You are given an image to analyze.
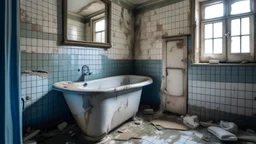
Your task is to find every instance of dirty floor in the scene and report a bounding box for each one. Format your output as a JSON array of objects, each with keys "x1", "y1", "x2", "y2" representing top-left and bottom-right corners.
[{"x1": 41, "y1": 113, "x2": 254, "y2": 144}]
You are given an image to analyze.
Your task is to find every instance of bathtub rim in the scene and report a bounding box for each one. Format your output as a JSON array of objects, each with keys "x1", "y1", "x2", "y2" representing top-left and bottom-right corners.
[{"x1": 52, "y1": 75, "x2": 153, "y2": 94}]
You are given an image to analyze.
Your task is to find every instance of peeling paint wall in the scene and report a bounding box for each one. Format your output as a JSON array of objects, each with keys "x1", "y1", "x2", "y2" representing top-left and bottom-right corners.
[
  {"x1": 20, "y1": 0, "x2": 134, "y2": 60},
  {"x1": 109, "y1": 2, "x2": 135, "y2": 59},
  {"x1": 20, "y1": 0, "x2": 135, "y2": 130},
  {"x1": 134, "y1": 0, "x2": 190, "y2": 108},
  {"x1": 20, "y1": 0, "x2": 256, "y2": 130},
  {"x1": 134, "y1": 0, "x2": 256, "y2": 129},
  {"x1": 134, "y1": 0, "x2": 190, "y2": 60}
]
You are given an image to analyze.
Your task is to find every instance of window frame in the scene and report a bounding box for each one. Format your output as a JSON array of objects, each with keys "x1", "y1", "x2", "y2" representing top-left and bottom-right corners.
[
  {"x1": 198, "y1": 0, "x2": 255, "y2": 63},
  {"x1": 91, "y1": 17, "x2": 106, "y2": 43},
  {"x1": 201, "y1": 0, "x2": 225, "y2": 21},
  {"x1": 200, "y1": 20, "x2": 227, "y2": 62},
  {"x1": 227, "y1": 15, "x2": 255, "y2": 62}
]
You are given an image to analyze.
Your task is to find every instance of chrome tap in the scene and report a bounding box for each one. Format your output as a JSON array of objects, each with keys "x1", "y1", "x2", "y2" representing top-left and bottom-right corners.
[{"x1": 81, "y1": 65, "x2": 92, "y2": 86}]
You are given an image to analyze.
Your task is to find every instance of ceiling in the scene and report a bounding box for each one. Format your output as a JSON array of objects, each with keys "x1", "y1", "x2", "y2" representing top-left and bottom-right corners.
[
  {"x1": 67, "y1": 0, "x2": 156, "y2": 17},
  {"x1": 68, "y1": 0, "x2": 105, "y2": 17},
  {"x1": 126, "y1": 0, "x2": 152, "y2": 5}
]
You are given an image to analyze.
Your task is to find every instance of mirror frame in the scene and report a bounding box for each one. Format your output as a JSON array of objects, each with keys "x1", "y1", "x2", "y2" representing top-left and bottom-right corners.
[{"x1": 63, "y1": 0, "x2": 111, "y2": 48}]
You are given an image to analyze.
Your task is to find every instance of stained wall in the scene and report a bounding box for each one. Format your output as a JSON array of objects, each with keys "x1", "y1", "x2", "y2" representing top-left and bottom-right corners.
[{"x1": 20, "y1": 0, "x2": 135, "y2": 129}]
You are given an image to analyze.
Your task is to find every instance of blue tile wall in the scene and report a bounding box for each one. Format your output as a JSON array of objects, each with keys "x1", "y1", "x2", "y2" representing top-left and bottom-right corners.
[
  {"x1": 20, "y1": 0, "x2": 135, "y2": 131},
  {"x1": 20, "y1": 0, "x2": 256, "y2": 131},
  {"x1": 132, "y1": 36, "x2": 256, "y2": 129},
  {"x1": 21, "y1": 51, "x2": 133, "y2": 129},
  {"x1": 187, "y1": 36, "x2": 256, "y2": 129},
  {"x1": 188, "y1": 65, "x2": 256, "y2": 83},
  {"x1": 134, "y1": 60, "x2": 162, "y2": 109}
]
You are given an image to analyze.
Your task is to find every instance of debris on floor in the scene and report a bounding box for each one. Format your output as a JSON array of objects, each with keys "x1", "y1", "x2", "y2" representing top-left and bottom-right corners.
[
  {"x1": 114, "y1": 131, "x2": 141, "y2": 141},
  {"x1": 68, "y1": 130, "x2": 76, "y2": 137},
  {"x1": 23, "y1": 129, "x2": 40, "y2": 142},
  {"x1": 238, "y1": 135, "x2": 256, "y2": 143},
  {"x1": 134, "y1": 120, "x2": 142, "y2": 125},
  {"x1": 117, "y1": 127, "x2": 127, "y2": 133},
  {"x1": 180, "y1": 130, "x2": 204, "y2": 139},
  {"x1": 208, "y1": 126, "x2": 238, "y2": 141},
  {"x1": 139, "y1": 105, "x2": 155, "y2": 115},
  {"x1": 182, "y1": 115, "x2": 199, "y2": 129},
  {"x1": 24, "y1": 111, "x2": 256, "y2": 144},
  {"x1": 132, "y1": 116, "x2": 143, "y2": 125},
  {"x1": 151, "y1": 119, "x2": 188, "y2": 131},
  {"x1": 237, "y1": 129, "x2": 256, "y2": 143},
  {"x1": 199, "y1": 121, "x2": 217, "y2": 127},
  {"x1": 57, "y1": 121, "x2": 68, "y2": 131},
  {"x1": 201, "y1": 134, "x2": 211, "y2": 142},
  {"x1": 198, "y1": 119, "x2": 256, "y2": 143},
  {"x1": 219, "y1": 120, "x2": 238, "y2": 133},
  {"x1": 23, "y1": 140, "x2": 37, "y2": 144},
  {"x1": 246, "y1": 129, "x2": 256, "y2": 134},
  {"x1": 40, "y1": 124, "x2": 77, "y2": 138},
  {"x1": 143, "y1": 108, "x2": 155, "y2": 115},
  {"x1": 65, "y1": 142, "x2": 75, "y2": 144}
]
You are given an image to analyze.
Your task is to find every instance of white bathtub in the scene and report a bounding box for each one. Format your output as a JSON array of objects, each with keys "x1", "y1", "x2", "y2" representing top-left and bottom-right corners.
[{"x1": 53, "y1": 75, "x2": 153, "y2": 141}]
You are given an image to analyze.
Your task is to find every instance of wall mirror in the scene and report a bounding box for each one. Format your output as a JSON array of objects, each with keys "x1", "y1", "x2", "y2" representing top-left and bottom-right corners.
[{"x1": 63, "y1": 0, "x2": 111, "y2": 48}]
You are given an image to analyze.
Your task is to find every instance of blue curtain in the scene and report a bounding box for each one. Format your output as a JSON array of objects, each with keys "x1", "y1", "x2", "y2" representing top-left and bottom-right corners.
[{"x1": 0, "y1": 0, "x2": 22, "y2": 143}]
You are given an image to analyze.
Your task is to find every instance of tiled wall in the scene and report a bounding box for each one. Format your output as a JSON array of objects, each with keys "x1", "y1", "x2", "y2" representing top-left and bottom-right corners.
[
  {"x1": 110, "y1": 2, "x2": 134, "y2": 59},
  {"x1": 134, "y1": 60, "x2": 162, "y2": 108},
  {"x1": 66, "y1": 14, "x2": 92, "y2": 41},
  {"x1": 20, "y1": 0, "x2": 134, "y2": 130},
  {"x1": 134, "y1": 0, "x2": 256, "y2": 128},
  {"x1": 134, "y1": 0, "x2": 190, "y2": 108},
  {"x1": 20, "y1": 0, "x2": 256, "y2": 130},
  {"x1": 134, "y1": 0, "x2": 190, "y2": 60},
  {"x1": 67, "y1": 18, "x2": 85, "y2": 41},
  {"x1": 186, "y1": 35, "x2": 256, "y2": 128},
  {"x1": 188, "y1": 64, "x2": 256, "y2": 128}
]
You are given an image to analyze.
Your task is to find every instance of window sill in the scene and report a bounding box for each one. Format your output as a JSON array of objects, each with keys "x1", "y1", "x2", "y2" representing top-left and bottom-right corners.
[{"x1": 191, "y1": 63, "x2": 256, "y2": 66}]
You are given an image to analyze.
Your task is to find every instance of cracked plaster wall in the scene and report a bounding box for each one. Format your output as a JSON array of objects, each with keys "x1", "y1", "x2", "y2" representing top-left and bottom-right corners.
[
  {"x1": 20, "y1": 0, "x2": 134, "y2": 60},
  {"x1": 134, "y1": 0, "x2": 190, "y2": 60},
  {"x1": 20, "y1": 0, "x2": 135, "y2": 129}
]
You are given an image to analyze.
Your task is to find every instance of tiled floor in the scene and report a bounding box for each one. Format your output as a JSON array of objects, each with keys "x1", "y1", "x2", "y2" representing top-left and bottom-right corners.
[
  {"x1": 104, "y1": 121, "x2": 209, "y2": 144},
  {"x1": 44, "y1": 121, "x2": 210, "y2": 144},
  {"x1": 42, "y1": 113, "x2": 254, "y2": 144}
]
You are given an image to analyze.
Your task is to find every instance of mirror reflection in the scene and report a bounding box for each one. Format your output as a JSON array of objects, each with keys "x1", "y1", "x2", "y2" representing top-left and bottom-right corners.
[{"x1": 67, "y1": 0, "x2": 106, "y2": 43}]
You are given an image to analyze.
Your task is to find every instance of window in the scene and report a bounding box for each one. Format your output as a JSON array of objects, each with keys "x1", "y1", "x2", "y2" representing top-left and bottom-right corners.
[
  {"x1": 198, "y1": 0, "x2": 254, "y2": 63},
  {"x1": 93, "y1": 18, "x2": 105, "y2": 43}
]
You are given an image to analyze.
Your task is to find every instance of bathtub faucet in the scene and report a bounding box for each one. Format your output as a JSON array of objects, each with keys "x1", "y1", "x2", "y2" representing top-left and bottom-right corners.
[{"x1": 82, "y1": 65, "x2": 92, "y2": 86}]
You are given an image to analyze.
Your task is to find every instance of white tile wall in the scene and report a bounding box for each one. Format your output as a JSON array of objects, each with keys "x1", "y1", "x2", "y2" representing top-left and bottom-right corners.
[
  {"x1": 20, "y1": 0, "x2": 58, "y2": 34},
  {"x1": 188, "y1": 80, "x2": 256, "y2": 116},
  {"x1": 67, "y1": 19, "x2": 85, "y2": 41},
  {"x1": 135, "y1": 0, "x2": 190, "y2": 60},
  {"x1": 20, "y1": 37, "x2": 58, "y2": 54},
  {"x1": 109, "y1": 3, "x2": 134, "y2": 59},
  {"x1": 20, "y1": 0, "x2": 134, "y2": 60}
]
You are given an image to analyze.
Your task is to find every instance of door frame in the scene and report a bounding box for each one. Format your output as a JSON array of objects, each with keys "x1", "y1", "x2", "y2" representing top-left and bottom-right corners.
[{"x1": 161, "y1": 35, "x2": 188, "y2": 114}]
